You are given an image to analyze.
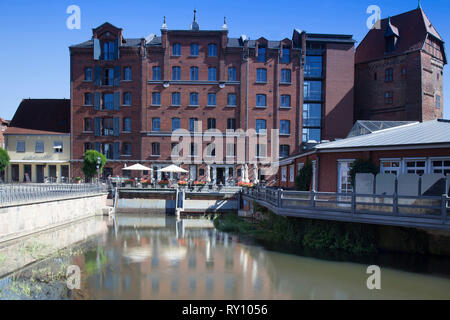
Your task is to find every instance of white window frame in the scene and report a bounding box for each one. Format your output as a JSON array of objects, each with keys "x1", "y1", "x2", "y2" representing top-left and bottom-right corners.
[
  {"x1": 380, "y1": 158, "x2": 402, "y2": 176},
  {"x1": 289, "y1": 164, "x2": 295, "y2": 182},
  {"x1": 281, "y1": 167, "x2": 287, "y2": 182},
  {"x1": 429, "y1": 157, "x2": 450, "y2": 175},
  {"x1": 403, "y1": 157, "x2": 427, "y2": 176},
  {"x1": 337, "y1": 159, "x2": 354, "y2": 194}
]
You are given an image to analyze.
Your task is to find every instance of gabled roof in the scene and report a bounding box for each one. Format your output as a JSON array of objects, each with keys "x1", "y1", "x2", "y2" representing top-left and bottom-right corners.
[
  {"x1": 356, "y1": 8, "x2": 445, "y2": 64},
  {"x1": 317, "y1": 119, "x2": 450, "y2": 150},
  {"x1": 8, "y1": 99, "x2": 70, "y2": 134}
]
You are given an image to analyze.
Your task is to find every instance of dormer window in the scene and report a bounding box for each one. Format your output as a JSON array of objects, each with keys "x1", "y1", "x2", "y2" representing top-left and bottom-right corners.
[
  {"x1": 103, "y1": 41, "x2": 116, "y2": 60},
  {"x1": 384, "y1": 18, "x2": 399, "y2": 53},
  {"x1": 385, "y1": 36, "x2": 397, "y2": 53},
  {"x1": 257, "y1": 46, "x2": 266, "y2": 62}
]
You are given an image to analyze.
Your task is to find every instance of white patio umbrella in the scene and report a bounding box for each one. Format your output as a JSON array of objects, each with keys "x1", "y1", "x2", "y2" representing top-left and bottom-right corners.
[
  {"x1": 122, "y1": 163, "x2": 153, "y2": 180},
  {"x1": 158, "y1": 164, "x2": 188, "y2": 173}
]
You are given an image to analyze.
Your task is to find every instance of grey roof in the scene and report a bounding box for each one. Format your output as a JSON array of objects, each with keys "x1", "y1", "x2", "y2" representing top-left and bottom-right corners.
[
  {"x1": 317, "y1": 119, "x2": 450, "y2": 150},
  {"x1": 347, "y1": 120, "x2": 416, "y2": 138},
  {"x1": 70, "y1": 38, "x2": 143, "y2": 48}
]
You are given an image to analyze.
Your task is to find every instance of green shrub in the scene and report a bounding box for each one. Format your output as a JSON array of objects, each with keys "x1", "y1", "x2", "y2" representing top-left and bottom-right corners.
[
  {"x1": 82, "y1": 150, "x2": 107, "y2": 181},
  {"x1": 348, "y1": 158, "x2": 379, "y2": 187},
  {"x1": 295, "y1": 160, "x2": 313, "y2": 191},
  {"x1": 0, "y1": 148, "x2": 10, "y2": 174}
]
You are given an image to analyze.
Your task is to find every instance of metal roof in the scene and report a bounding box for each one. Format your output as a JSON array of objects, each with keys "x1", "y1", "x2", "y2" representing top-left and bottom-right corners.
[
  {"x1": 317, "y1": 119, "x2": 450, "y2": 150},
  {"x1": 347, "y1": 120, "x2": 416, "y2": 138}
]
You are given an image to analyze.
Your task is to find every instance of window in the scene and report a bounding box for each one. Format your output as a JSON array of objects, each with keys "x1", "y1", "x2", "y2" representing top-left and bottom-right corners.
[
  {"x1": 189, "y1": 118, "x2": 198, "y2": 132},
  {"x1": 16, "y1": 141, "x2": 25, "y2": 153},
  {"x1": 172, "y1": 66, "x2": 181, "y2": 80},
  {"x1": 54, "y1": 141, "x2": 63, "y2": 153},
  {"x1": 401, "y1": 67, "x2": 407, "y2": 77},
  {"x1": 122, "y1": 143, "x2": 131, "y2": 156},
  {"x1": 103, "y1": 68, "x2": 114, "y2": 86},
  {"x1": 172, "y1": 118, "x2": 181, "y2": 131},
  {"x1": 206, "y1": 143, "x2": 216, "y2": 157},
  {"x1": 228, "y1": 67, "x2": 237, "y2": 81},
  {"x1": 103, "y1": 143, "x2": 114, "y2": 159},
  {"x1": 282, "y1": 47, "x2": 290, "y2": 64},
  {"x1": 190, "y1": 93, "x2": 199, "y2": 106},
  {"x1": 84, "y1": 68, "x2": 92, "y2": 81},
  {"x1": 280, "y1": 120, "x2": 290, "y2": 135},
  {"x1": 101, "y1": 118, "x2": 114, "y2": 136},
  {"x1": 380, "y1": 160, "x2": 401, "y2": 176},
  {"x1": 103, "y1": 41, "x2": 115, "y2": 60},
  {"x1": 280, "y1": 145, "x2": 290, "y2": 158},
  {"x1": 171, "y1": 143, "x2": 180, "y2": 158},
  {"x1": 103, "y1": 93, "x2": 114, "y2": 110},
  {"x1": 302, "y1": 128, "x2": 321, "y2": 143},
  {"x1": 84, "y1": 93, "x2": 92, "y2": 105},
  {"x1": 257, "y1": 46, "x2": 266, "y2": 62},
  {"x1": 208, "y1": 44, "x2": 217, "y2": 57},
  {"x1": 405, "y1": 160, "x2": 426, "y2": 176},
  {"x1": 436, "y1": 95, "x2": 441, "y2": 109},
  {"x1": 152, "y1": 92, "x2": 161, "y2": 105},
  {"x1": 123, "y1": 92, "x2": 131, "y2": 106},
  {"x1": 153, "y1": 66, "x2": 161, "y2": 80},
  {"x1": 172, "y1": 43, "x2": 181, "y2": 56},
  {"x1": 227, "y1": 93, "x2": 237, "y2": 106},
  {"x1": 207, "y1": 93, "x2": 216, "y2": 106},
  {"x1": 84, "y1": 118, "x2": 93, "y2": 132},
  {"x1": 123, "y1": 118, "x2": 131, "y2": 132},
  {"x1": 190, "y1": 143, "x2": 198, "y2": 156},
  {"x1": 172, "y1": 92, "x2": 181, "y2": 106},
  {"x1": 152, "y1": 142, "x2": 160, "y2": 155},
  {"x1": 281, "y1": 69, "x2": 291, "y2": 83},
  {"x1": 152, "y1": 118, "x2": 160, "y2": 132},
  {"x1": 35, "y1": 141, "x2": 44, "y2": 153},
  {"x1": 385, "y1": 91, "x2": 393, "y2": 105},
  {"x1": 124, "y1": 67, "x2": 132, "y2": 81},
  {"x1": 256, "y1": 94, "x2": 267, "y2": 107},
  {"x1": 255, "y1": 119, "x2": 266, "y2": 134},
  {"x1": 303, "y1": 103, "x2": 322, "y2": 127},
  {"x1": 256, "y1": 144, "x2": 266, "y2": 157},
  {"x1": 290, "y1": 164, "x2": 295, "y2": 182},
  {"x1": 207, "y1": 118, "x2": 216, "y2": 129},
  {"x1": 190, "y1": 43, "x2": 199, "y2": 56},
  {"x1": 84, "y1": 142, "x2": 92, "y2": 153},
  {"x1": 256, "y1": 68, "x2": 267, "y2": 83},
  {"x1": 304, "y1": 80, "x2": 322, "y2": 101},
  {"x1": 281, "y1": 167, "x2": 287, "y2": 182},
  {"x1": 385, "y1": 68, "x2": 393, "y2": 82},
  {"x1": 226, "y1": 143, "x2": 236, "y2": 157},
  {"x1": 431, "y1": 160, "x2": 450, "y2": 175},
  {"x1": 280, "y1": 95, "x2": 291, "y2": 108},
  {"x1": 227, "y1": 118, "x2": 236, "y2": 130},
  {"x1": 304, "y1": 56, "x2": 322, "y2": 78},
  {"x1": 190, "y1": 67, "x2": 198, "y2": 80},
  {"x1": 208, "y1": 67, "x2": 217, "y2": 81},
  {"x1": 338, "y1": 160, "x2": 353, "y2": 193}
]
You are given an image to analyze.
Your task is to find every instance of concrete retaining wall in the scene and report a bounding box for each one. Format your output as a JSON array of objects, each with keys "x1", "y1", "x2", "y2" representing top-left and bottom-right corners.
[{"x1": 0, "y1": 193, "x2": 107, "y2": 243}]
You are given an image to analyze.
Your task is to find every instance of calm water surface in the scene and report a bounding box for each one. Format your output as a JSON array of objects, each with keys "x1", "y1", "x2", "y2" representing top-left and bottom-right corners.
[{"x1": 2, "y1": 214, "x2": 450, "y2": 299}]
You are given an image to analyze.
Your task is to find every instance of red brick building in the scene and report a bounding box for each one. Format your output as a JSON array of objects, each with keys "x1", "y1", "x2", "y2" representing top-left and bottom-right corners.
[
  {"x1": 354, "y1": 7, "x2": 446, "y2": 122},
  {"x1": 70, "y1": 14, "x2": 355, "y2": 183}
]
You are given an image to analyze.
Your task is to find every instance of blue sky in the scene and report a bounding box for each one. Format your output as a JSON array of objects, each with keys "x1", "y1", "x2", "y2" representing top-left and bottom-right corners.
[{"x1": 0, "y1": 0, "x2": 448, "y2": 120}]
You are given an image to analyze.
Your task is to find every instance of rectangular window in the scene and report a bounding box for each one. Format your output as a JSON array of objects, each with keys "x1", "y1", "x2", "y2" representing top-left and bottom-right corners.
[
  {"x1": 172, "y1": 92, "x2": 181, "y2": 106},
  {"x1": 207, "y1": 93, "x2": 216, "y2": 106},
  {"x1": 304, "y1": 80, "x2": 322, "y2": 101},
  {"x1": 256, "y1": 94, "x2": 267, "y2": 107},
  {"x1": 123, "y1": 92, "x2": 131, "y2": 106},
  {"x1": 303, "y1": 103, "x2": 322, "y2": 127},
  {"x1": 227, "y1": 118, "x2": 236, "y2": 130},
  {"x1": 190, "y1": 43, "x2": 199, "y2": 56},
  {"x1": 280, "y1": 95, "x2": 291, "y2": 108},
  {"x1": 256, "y1": 144, "x2": 267, "y2": 157},
  {"x1": 380, "y1": 160, "x2": 401, "y2": 176},
  {"x1": 101, "y1": 118, "x2": 114, "y2": 136},
  {"x1": 302, "y1": 128, "x2": 321, "y2": 143},
  {"x1": 122, "y1": 143, "x2": 131, "y2": 156},
  {"x1": 103, "y1": 143, "x2": 113, "y2": 159},
  {"x1": 173, "y1": 43, "x2": 181, "y2": 56},
  {"x1": 54, "y1": 141, "x2": 63, "y2": 153},
  {"x1": 304, "y1": 56, "x2": 322, "y2": 78},
  {"x1": 35, "y1": 141, "x2": 44, "y2": 153},
  {"x1": 190, "y1": 143, "x2": 198, "y2": 156},
  {"x1": 103, "y1": 68, "x2": 114, "y2": 86},
  {"x1": 431, "y1": 159, "x2": 450, "y2": 175},
  {"x1": 255, "y1": 119, "x2": 266, "y2": 134},
  {"x1": 153, "y1": 66, "x2": 161, "y2": 80},
  {"x1": 152, "y1": 118, "x2": 160, "y2": 132},
  {"x1": 16, "y1": 140, "x2": 25, "y2": 153},
  {"x1": 208, "y1": 67, "x2": 217, "y2": 81},
  {"x1": 124, "y1": 67, "x2": 132, "y2": 81},
  {"x1": 84, "y1": 142, "x2": 92, "y2": 153},
  {"x1": 190, "y1": 67, "x2": 198, "y2": 80},
  {"x1": 103, "y1": 41, "x2": 115, "y2": 60},
  {"x1": 228, "y1": 67, "x2": 237, "y2": 81},
  {"x1": 436, "y1": 95, "x2": 441, "y2": 109},
  {"x1": 172, "y1": 66, "x2": 181, "y2": 80},
  {"x1": 280, "y1": 120, "x2": 290, "y2": 135},
  {"x1": 172, "y1": 118, "x2": 181, "y2": 131},
  {"x1": 226, "y1": 143, "x2": 236, "y2": 157},
  {"x1": 281, "y1": 69, "x2": 291, "y2": 83},
  {"x1": 84, "y1": 118, "x2": 93, "y2": 132},
  {"x1": 338, "y1": 161, "x2": 353, "y2": 193},
  {"x1": 227, "y1": 93, "x2": 237, "y2": 106},
  {"x1": 84, "y1": 93, "x2": 92, "y2": 106},
  {"x1": 405, "y1": 160, "x2": 426, "y2": 176},
  {"x1": 256, "y1": 68, "x2": 267, "y2": 83},
  {"x1": 257, "y1": 46, "x2": 266, "y2": 62},
  {"x1": 385, "y1": 68, "x2": 393, "y2": 82},
  {"x1": 208, "y1": 44, "x2": 217, "y2": 57},
  {"x1": 152, "y1": 142, "x2": 160, "y2": 155},
  {"x1": 123, "y1": 118, "x2": 131, "y2": 132},
  {"x1": 189, "y1": 118, "x2": 198, "y2": 132},
  {"x1": 282, "y1": 47, "x2": 290, "y2": 64},
  {"x1": 85, "y1": 68, "x2": 93, "y2": 81},
  {"x1": 207, "y1": 118, "x2": 216, "y2": 129},
  {"x1": 385, "y1": 91, "x2": 393, "y2": 105},
  {"x1": 281, "y1": 167, "x2": 287, "y2": 182},
  {"x1": 152, "y1": 92, "x2": 161, "y2": 105},
  {"x1": 190, "y1": 93, "x2": 199, "y2": 106},
  {"x1": 290, "y1": 164, "x2": 295, "y2": 182},
  {"x1": 103, "y1": 93, "x2": 114, "y2": 110},
  {"x1": 280, "y1": 145, "x2": 290, "y2": 158}
]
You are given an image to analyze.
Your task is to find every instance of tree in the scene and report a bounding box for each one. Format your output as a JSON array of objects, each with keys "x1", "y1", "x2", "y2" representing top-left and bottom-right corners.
[
  {"x1": 348, "y1": 158, "x2": 379, "y2": 187},
  {"x1": 82, "y1": 150, "x2": 106, "y2": 181},
  {"x1": 295, "y1": 160, "x2": 313, "y2": 191},
  {"x1": 0, "y1": 148, "x2": 10, "y2": 176}
]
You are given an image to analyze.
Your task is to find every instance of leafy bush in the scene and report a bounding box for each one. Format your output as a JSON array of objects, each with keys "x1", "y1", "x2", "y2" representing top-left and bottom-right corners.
[
  {"x1": 82, "y1": 150, "x2": 106, "y2": 181},
  {"x1": 295, "y1": 160, "x2": 313, "y2": 191},
  {"x1": 348, "y1": 158, "x2": 379, "y2": 187},
  {"x1": 0, "y1": 148, "x2": 10, "y2": 174}
]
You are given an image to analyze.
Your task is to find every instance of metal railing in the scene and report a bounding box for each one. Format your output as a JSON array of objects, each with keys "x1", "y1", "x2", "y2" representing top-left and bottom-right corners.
[
  {"x1": 0, "y1": 183, "x2": 107, "y2": 207},
  {"x1": 242, "y1": 187, "x2": 450, "y2": 226}
]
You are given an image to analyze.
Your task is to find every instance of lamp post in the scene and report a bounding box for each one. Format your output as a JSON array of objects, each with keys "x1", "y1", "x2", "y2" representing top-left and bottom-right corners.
[{"x1": 96, "y1": 156, "x2": 101, "y2": 184}]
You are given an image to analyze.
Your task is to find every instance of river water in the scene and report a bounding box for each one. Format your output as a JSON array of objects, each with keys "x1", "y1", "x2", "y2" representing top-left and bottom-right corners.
[{"x1": 1, "y1": 214, "x2": 450, "y2": 300}]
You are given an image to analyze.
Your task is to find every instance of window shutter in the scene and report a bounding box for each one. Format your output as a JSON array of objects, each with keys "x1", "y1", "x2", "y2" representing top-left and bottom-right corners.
[
  {"x1": 94, "y1": 92, "x2": 101, "y2": 110},
  {"x1": 114, "y1": 117, "x2": 120, "y2": 136},
  {"x1": 93, "y1": 39, "x2": 101, "y2": 60},
  {"x1": 114, "y1": 142, "x2": 120, "y2": 160},
  {"x1": 94, "y1": 117, "x2": 101, "y2": 136},
  {"x1": 114, "y1": 39, "x2": 120, "y2": 60},
  {"x1": 94, "y1": 142, "x2": 101, "y2": 152},
  {"x1": 94, "y1": 66, "x2": 101, "y2": 86},
  {"x1": 114, "y1": 66, "x2": 121, "y2": 86},
  {"x1": 114, "y1": 92, "x2": 120, "y2": 111}
]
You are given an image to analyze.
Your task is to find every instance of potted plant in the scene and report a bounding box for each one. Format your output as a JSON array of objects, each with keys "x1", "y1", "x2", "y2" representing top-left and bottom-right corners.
[
  {"x1": 158, "y1": 180, "x2": 169, "y2": 188},
  {"x1": 193, "y1": 180, "x2": 206, "y2": 191},
  {"x1": 124, "y1": 179, "x2": 134, "y2": 188},
  {"x1": 238, "y1": 181, "x2": 255, "y2": 188},
  {"x1": 177, "y1": 180, "x2": 188, "y2": 188},
  {"x1": 75, "y1": 177, "x2": 82, "y2": 184},
  {"x1": 142, "y1": 179, "x2": 151, "y2": 188}
]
